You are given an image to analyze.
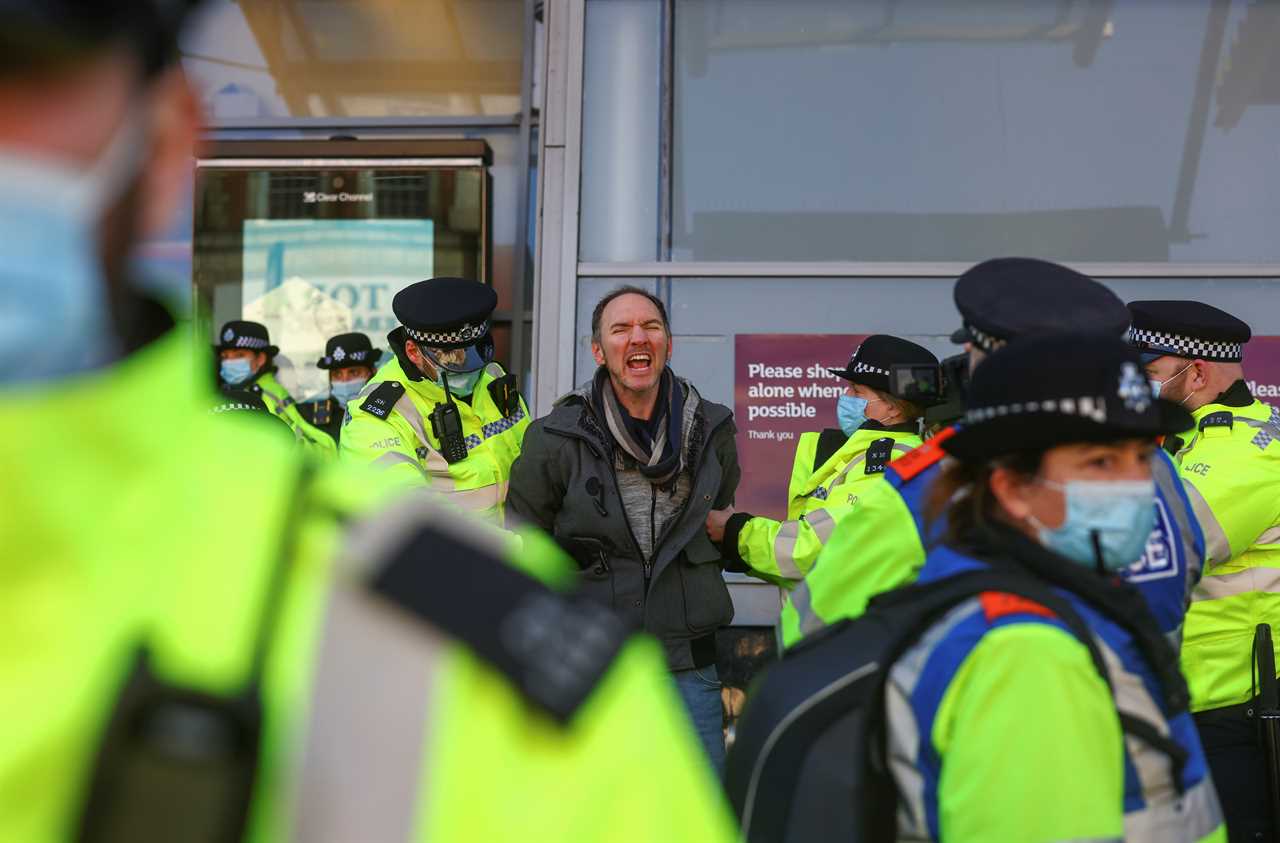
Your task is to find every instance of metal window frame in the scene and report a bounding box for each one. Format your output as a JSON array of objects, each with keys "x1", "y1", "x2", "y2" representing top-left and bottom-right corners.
[
  {"x1": 532, "y1": 0, "x2": 587, "y2": 414},
  {"x1": 509, "y1": 0, "x2": 540, "y2": 391},
  {"x1": 576, "y1": 261, "x2": 1280, "y2": 279}
]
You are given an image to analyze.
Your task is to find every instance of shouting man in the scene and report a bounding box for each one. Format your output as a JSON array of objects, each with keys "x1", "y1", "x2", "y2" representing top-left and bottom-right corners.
[{"x1": 507, "y1": 286, "x2": 741, "y2": 774}]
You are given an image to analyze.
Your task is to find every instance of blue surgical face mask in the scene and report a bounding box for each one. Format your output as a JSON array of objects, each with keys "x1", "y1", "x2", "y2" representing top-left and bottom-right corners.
[
  {"x1": 1150, "y1": 361, "x2": 1193, "y2": 402},
  {"x1": 220, "y1": 358, "x2": 254, "y2": 386},
  {"x1": 1028, "y1": 479, "x2": 1156, "y2": 572},
  {"x1": 836, "y1": 395, "x2": 868, "y2": 436},
  {"x1": 331, "y1": 377, "x2": 368, "y2": 405},
  {"x1": 444, "y1": 369, "x2": 483, "y2": 396},
  {"x1": 0, "y1": 109, "x2": 145, "y2": 386}
]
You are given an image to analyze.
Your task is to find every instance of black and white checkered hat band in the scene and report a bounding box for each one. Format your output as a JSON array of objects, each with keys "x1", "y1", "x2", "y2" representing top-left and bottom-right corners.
[
  {"x1": 1127, "y1": 327, "x2": 1243, "y2": 361},
  {"x1": 966, "y1": 323, "x2": 1007, "y2": 354},
  {"x1": 230, "y1": 335, "x2": 269, "y2": 350},
  {"x1": 965, "y1": 394, "x2": 1108, "y2": 425},
  {"x1": 851, "y1": 361, "x2": 889, "y2": 377},
  {"x1": 324, "y1": 349, "x2": 375, "y2": 366},
  {"x1": 405, "y1": 320, "x2": 488, "y2": 346}
]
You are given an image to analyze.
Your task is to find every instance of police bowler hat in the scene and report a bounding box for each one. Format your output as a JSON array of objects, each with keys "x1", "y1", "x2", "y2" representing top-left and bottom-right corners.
[
  {"x1": 828, "y1": 335, "x2": 940, "y2": 400},
  {"x1": 214, "y1": 321, "x2": 278, "y2": 357},
  {"x1": 316, "y1": 332, "x2": 381, "y2": 370}
]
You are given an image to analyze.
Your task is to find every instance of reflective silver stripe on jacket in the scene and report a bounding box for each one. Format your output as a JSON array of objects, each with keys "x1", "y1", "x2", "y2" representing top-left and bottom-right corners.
[
  {"x1": 785, "y1": 577, "x2": 828, "y2": 640},
  {"x1": 886, "y1": 598, "x2": 985, "y2": 840},
  {"x1": 1122, "y1": 777, "x2": 1222, "y2": 843},
  {"x1": 1151, "y1": 455, "x2": 1204, "y2": 646},
  {"x1": 1195, "y1": 567, "x2": 1280, "y2": 602},
  {"x1": 770, "y1": 509, "x2": 839, "y2": 581},
  {"x1": 290, "y1": 584, "x2": 443, "y2": 842},
  {"x1": 373, "y1": 450, "x2": 428, "y2": 478},
  {"x1": 359, "y1": 381, "x2": 514, "y2": 511},
  {"x1": 289, "y1": 491, "x2": 513, "y2": 840},
  {"x1": 1181, "y1": 481, "x2": 1233, "y2": 570},
  {"x1": 392, "y1": 393, "x2": 452, "y2": 474},
  {"x1": 258, "y1": 390, "x2": 306, "y2": 442}
]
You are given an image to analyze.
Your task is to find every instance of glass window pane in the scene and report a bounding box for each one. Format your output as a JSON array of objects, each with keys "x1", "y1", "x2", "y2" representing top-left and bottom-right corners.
[
  {"x1": 195, "y1": 158, "x2": 486, "y2": 401},
  {"x1": 674, "y1": 0, "x2": 1280, "y2": 263},
  {"x1": 579, "y1": 0, "x2": 662, "y2": 262},
  {"x1": 183, "y1": 0, "x2": 523, "y2": 119}
]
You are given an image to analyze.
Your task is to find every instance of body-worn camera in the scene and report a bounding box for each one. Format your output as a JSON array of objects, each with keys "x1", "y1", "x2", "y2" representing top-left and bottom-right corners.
[{"x1": 890, "y1": 353, "x2": 970, "y2": 428}]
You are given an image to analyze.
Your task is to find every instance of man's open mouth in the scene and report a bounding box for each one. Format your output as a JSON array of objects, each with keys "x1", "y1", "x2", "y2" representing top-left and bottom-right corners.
[{"x1": 625, "y1": 352, "x2": 653, "y2": 372}]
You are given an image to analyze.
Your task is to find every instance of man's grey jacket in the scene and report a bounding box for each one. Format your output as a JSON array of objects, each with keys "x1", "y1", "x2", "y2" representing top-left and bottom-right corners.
[{"x1": 507, "y1": 374, "x2": 741, "y2": 671}]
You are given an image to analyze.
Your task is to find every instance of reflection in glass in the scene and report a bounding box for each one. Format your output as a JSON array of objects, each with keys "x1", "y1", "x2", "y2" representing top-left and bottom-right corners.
[
  {"x1": 182, "y1": 0, "x2": 523, "y2": 119},
  {"x1": 196, "y1": 162, "x2": 484, "y2": 401},
  {"x1": 673, "y1": 0, "x2": 1280, "y2": 263}
]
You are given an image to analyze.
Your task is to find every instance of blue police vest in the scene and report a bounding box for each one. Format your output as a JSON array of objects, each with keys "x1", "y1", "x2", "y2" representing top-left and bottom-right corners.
[
  {"x1": 888, "y1": 544, "x2": 1220, "y2": 841},
  {"x1": 886, "y1": 443, "x2": 1204, "y2": 643}
]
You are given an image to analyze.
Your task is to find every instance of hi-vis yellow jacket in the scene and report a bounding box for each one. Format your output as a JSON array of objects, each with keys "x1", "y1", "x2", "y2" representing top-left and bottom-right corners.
[
  {"x1": 723, "y1": 425, "x2": 919, "y2": 585},
  {"x1": 253, "y1": 370, "x2": 338, "y2": 459},
  {"x1": 1176, "y1": 384, "x2": 1280, "y2": 712},
  {"x1": 340, "y1": 357, "x2": 530, "y2": 523}
]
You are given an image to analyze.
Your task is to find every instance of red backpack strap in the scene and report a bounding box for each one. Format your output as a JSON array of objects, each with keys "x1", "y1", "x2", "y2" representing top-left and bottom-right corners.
[
  {"x1": 979, "y1": 591, "x2": 1058, "y2": 623},
  {"x1": 886, "y1": 425, "x2": 957, "y2": 483}
]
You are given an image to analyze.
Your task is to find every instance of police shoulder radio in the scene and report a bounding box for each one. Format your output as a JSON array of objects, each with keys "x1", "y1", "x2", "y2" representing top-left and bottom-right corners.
[{"x1": 430, "y1": 401, "x2": 469, "y2": 463}]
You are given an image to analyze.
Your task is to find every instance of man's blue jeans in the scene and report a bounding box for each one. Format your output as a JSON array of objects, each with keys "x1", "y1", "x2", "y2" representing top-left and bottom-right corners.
[{"x1": 673, "y1": 664, "x2": 725, "y2": 777}]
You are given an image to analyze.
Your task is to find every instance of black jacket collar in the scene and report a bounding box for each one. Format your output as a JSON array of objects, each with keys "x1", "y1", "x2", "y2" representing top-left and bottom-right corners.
[
  {"x1": 1210, "y1": 379, "x2": 1254, "y2": 408},
  {"x1": 860, "y1": 418, "x2": 918, "y2": 434}
]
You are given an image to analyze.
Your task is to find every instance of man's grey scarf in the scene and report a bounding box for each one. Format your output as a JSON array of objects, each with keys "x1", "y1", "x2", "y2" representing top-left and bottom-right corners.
[{"x1": 593, "y1": 367, "x2": 684, "y2": 486}]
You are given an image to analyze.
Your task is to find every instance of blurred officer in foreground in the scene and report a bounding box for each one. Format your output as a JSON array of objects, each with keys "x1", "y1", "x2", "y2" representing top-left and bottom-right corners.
[
  {"x1": 214, "y1": 319, "x2": 336, "y2": 457},
  {"x1": 781, "y1": 258, "x2": 1205, "y2": 649},
  {"x1": 341, "y1": 278, "x2": 530, "y2": 523},
  {"x1": 705, "y1": 335, "x2": 938, "y2": 584},
  {"x1": 0, "y1": 5, "x2": 736, "y2": 842},
  {"x1": 1129, "y1": 300, "x2": 1280, "y2": 841},
  {"x1": 296, "y1": 331, "x2": 381, "y2": 447}
]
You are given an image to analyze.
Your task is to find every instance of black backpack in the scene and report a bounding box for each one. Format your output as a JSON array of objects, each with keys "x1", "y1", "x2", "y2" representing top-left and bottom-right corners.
[{"x1": 725, "y1": 570, "x2": 1112, "y2": 843}]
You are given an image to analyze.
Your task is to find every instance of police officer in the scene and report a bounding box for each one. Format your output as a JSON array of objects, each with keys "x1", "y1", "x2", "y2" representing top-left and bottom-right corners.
[
  {"x1": 209, "y1": 387, "x2": 298, "y2": 444},
  {"x1": 0, "y1": 5, "x2": 737, "y2": 842},
  {"x1": 214, "y1": 319, "x2": 336, "y2": 457},
  {"x1": 1128, "y1": 300, "x2": 1280, "y2": 840},
  {"x1": 881, "y1": 334, "x2": 1221, "y2": 840},
  {"x1": 780, "y1": 258, "x2": 1205, "y2": 649},
  {"x1": 296, "y1": 331, "x2": 382, "y2": 447},
  {"x1": 705, "y1": 335, "x2": 938, "y2": 584},
  {"x1": 341, "y1": 277, "x2": 530, "y2": 522}
]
